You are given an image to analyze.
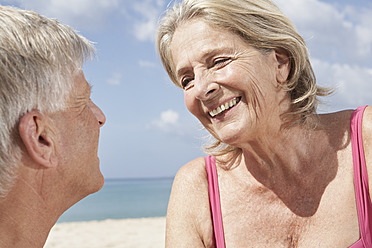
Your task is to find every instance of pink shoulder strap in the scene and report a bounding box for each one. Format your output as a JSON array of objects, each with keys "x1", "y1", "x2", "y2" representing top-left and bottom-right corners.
[
  {"x1": 204, "y1": 107, "x2": 371, "y2": 247},
  {"x1": 205, "y1": 156, "x2": 226, "y2": 248},
  {"x1": 351, "y1": 105, "x2": 372, "y2": 247}
]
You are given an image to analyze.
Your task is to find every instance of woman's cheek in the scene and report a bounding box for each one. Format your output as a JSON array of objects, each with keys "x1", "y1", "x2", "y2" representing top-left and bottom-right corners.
[{"x1": 184, "y1": 91, "x2": 197, "y2": 115}]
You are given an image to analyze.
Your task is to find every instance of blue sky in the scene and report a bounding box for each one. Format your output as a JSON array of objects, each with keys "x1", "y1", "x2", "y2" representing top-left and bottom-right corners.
[{"x1": 1, "y1": 0, "x2": 371, "y2": 179}]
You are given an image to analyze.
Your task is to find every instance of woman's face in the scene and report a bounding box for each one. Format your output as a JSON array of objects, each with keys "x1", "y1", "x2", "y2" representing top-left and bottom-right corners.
[{"x1": 170, "y1": 19, "x2": 290, "y2": 146}]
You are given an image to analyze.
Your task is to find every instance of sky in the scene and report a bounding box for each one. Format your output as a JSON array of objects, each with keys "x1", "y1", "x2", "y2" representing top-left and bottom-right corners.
[{"x1": 0, "y1": 0, "x2": 371, "y2": 179}]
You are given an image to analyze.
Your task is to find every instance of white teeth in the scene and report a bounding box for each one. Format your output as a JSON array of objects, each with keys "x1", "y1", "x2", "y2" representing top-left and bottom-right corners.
[{"x1": 209, "y1": 97, "x2": 240, "y2": 117}]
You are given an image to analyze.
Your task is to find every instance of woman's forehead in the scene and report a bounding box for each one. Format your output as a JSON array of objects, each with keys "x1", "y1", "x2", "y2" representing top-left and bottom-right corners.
[{"x1": 170, "y1": 20, "x2": 251, "y2": 71}]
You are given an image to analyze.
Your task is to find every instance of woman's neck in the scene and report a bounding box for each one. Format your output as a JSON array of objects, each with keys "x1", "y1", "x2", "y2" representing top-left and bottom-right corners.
[{"x1": 239, "y1": 117, "x2": 338, "y2": 216}]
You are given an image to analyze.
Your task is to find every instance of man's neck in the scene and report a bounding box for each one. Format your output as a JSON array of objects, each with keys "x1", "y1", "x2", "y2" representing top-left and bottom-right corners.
[{"x1": 0, "y1": 182, "x2": 59, "y2": 247}]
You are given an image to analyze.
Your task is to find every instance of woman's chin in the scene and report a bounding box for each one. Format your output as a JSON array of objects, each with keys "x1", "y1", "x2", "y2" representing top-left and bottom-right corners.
[{"x1": 215, "y1": 132, "x2": 244, "y2": 147}]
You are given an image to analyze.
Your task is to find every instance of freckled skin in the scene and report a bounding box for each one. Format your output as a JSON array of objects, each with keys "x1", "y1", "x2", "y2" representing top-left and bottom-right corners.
[
  {"x1": 166, "y1": 19, "x2": 372, "y2": 248},
  {"x1": 51, "y1": 70, "x2": 106, "y2": 199},
  {"x1": 171, "y1": 19, "x2": 288, "y2": 146},
  {"x1": 0, "y1": 69, "x2": 106, "y2": 248}
]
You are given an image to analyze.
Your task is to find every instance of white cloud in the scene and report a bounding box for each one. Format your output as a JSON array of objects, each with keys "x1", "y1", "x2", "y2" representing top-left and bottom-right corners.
[
  {"x1": 149, "y1": 109, "x2": 180, "y2": 132},
  {"x1": 147, "y1": 109, "x2": 206, "y2": 141},
  {"x1": 269, "y1": 0, "x2": 372, "y2": 112},
  {"x1": 273, "y1": 0, "x2": 372, "y2": 66},
  {"x1": 9, "y1": 0, "x2": 119, "y2": 30},
  {"x1": 160, "y1": 109, "x2": 179, "y2": 124},
  {"x1": 312, "y1": 58, "x2": 372, "y2": 111},
  {"x1": 106, "y1": 72, "x2": 122, "y2": 86},
  {"x1": 131, "y1": 0, "x2": 166, "y2": 42}
]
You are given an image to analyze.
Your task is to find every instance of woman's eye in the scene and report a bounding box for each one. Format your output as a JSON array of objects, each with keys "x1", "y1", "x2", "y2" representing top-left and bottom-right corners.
[
  {"x1": 214, "y1": 58, "x2": 230, "y2": 66},
  {"x1": 181, "y1": 78, "x2": 193, "y2": 89}
]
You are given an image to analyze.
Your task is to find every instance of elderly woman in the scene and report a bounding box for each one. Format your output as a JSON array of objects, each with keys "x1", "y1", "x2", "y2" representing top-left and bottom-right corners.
[{"x1": 156, "y1": 0, "x2": 372, "y2": 247}]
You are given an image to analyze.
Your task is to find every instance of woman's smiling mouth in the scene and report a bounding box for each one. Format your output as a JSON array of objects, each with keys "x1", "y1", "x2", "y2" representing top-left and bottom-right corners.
[{"x1": 209, "y1": 97, "x2": 241, "y2": 117}]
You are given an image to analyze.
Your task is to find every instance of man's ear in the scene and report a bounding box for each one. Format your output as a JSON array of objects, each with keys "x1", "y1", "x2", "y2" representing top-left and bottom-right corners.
[
  {"x1": 274, "y1": 48, "x2": 291, "y2": 84},
  {"x1": 18, "y1": 110, "x2": 58, "y2": 168}
]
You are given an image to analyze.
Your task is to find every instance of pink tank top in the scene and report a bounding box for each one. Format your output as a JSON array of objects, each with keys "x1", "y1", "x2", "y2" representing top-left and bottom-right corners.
[{"x1": 205, "y1": 105, "x2": 371, "y2": 248}]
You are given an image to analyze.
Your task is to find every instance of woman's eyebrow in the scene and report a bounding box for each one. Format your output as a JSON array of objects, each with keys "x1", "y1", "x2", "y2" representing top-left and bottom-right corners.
[{"x1": 175, "y1": 47, "x2": 235, "y2": 78}]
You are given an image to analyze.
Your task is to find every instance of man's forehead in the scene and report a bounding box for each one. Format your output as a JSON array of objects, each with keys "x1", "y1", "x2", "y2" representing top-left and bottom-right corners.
[
  {"x1": 74, "y1": 69, "x2": 88, "y2": 84},
  {"x1": 72, "y1": 69, "x2": 91, "y2": 95}
]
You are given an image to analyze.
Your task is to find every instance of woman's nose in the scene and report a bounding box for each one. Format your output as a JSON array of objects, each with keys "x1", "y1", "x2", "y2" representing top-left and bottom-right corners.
[{"x1": 194, "y1": 72, "x2": 220, "y2": 101}]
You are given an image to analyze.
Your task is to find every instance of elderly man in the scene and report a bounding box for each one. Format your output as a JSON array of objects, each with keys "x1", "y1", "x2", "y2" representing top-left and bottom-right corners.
[{"x1": 0, "y1": 5, "x2": 106, "y2": 247}]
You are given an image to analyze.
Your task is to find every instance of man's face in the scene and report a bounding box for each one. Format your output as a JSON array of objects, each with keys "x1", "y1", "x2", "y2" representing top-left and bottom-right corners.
[{"x1": 51, "y1": 69, "x2": 106, "y2": 200}]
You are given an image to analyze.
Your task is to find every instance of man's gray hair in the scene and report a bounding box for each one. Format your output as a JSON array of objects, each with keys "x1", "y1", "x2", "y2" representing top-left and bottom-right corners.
[{"x1": 0, "y1": 5, "x2": 95, "y2": 196}]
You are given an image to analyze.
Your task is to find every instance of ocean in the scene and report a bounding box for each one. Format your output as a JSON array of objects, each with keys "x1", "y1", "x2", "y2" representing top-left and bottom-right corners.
[{"x1": 57, "y1": 178, "x2": 174, "y2": 223}]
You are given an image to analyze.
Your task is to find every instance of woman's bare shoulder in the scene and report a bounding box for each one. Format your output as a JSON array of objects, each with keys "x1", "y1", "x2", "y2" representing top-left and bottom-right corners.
[
  {"x1": 363, "y1": 106, "x2": 372, "y2": 161},
  {"x1": 169, "y1": 157, "x2": 210, "y2": 208},
  {"x1": 319, "y1": 108, "x2": 354, "y2": 123},
  {"x1": 317, "y1": 109, "x2": 354, "y2": 149},
  {"x1": 166, "y1": 157, "x2": 214, "y2": 247},
  {"x1": 174, "y1": 157, "x2": 207, "y2": 184},
  {"x1": 359, "y1": 106, "x2": 372, "y2": 195},
  {"x1": 363, "y1": 106, "x2": 372, "y2": 135}
]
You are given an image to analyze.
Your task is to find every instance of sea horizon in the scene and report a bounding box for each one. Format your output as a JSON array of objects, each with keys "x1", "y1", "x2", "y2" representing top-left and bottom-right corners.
[{"x1": 57, "y1": 177, "x2": 174, "y2": 223}]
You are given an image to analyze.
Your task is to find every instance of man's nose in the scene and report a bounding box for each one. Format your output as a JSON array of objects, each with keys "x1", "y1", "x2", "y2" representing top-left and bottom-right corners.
[{"x1": 90, "y1": 101, "x2": 106, "y2": 127}]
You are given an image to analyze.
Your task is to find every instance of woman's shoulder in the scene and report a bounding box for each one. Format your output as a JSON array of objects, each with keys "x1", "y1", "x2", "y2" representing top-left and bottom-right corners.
[
  {"x1": 362, "y1": 106, "x2": 372, "y2": 164},
  {"x1": 169, "y1": 157, "x2": 209, "y2": 212},
  {"x1": 166, "y1": 157, "x2": 214, "y2": 247},
  {"x1": 316, "y1": 109, "x2": 354, "y2": 144},
  {"x1": 362, "y1": 106, "x2": 372, "y2": 135},
  {"x1": 319, "y1": 108, "x2": 354, "y2": 121},
  {"x1": 173, "y1": 157, "x2": 208, "y2": 188}
]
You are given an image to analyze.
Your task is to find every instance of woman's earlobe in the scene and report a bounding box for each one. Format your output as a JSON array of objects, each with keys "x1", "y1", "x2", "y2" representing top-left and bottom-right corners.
[{"x1": 19, "y1": 111, "x2": 58, "y2": 168}]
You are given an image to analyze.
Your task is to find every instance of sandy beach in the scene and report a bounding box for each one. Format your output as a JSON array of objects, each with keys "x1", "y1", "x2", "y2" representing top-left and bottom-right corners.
[{"x1": 44, "y1": 217, "x2": 166, "y2": 248}]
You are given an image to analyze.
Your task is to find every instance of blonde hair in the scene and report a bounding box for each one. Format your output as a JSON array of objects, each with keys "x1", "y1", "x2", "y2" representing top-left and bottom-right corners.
[
  {"x1": 0, "y1": 5, "x2": 95, "y2": 196},
  {"x1": 157, "y1": 0, "x2": 330, "y2": 158}
]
